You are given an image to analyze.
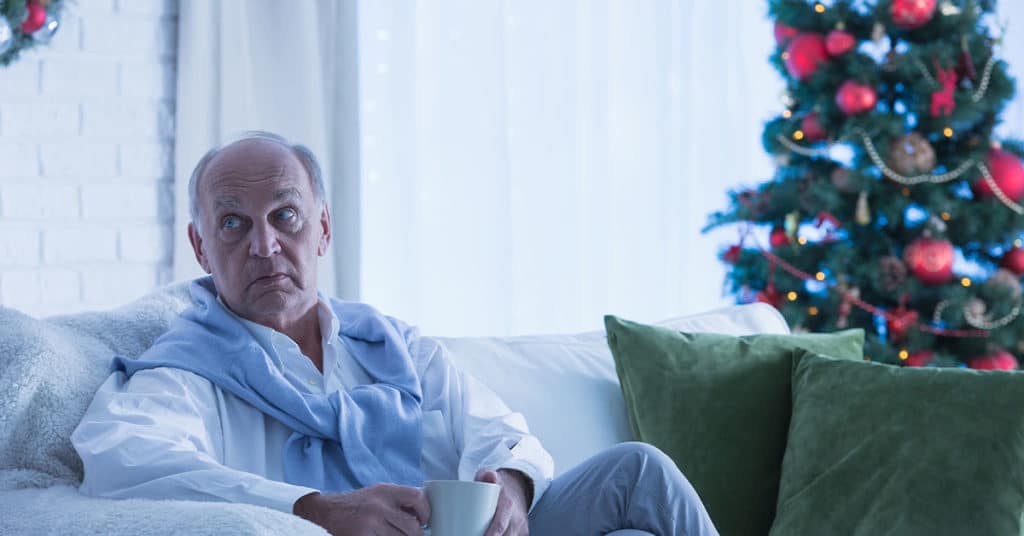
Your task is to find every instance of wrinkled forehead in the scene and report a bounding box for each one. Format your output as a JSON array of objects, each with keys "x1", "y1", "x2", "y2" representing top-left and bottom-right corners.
[{"x1": 199, "y1": 140, "x2": 313, "y2": 205}]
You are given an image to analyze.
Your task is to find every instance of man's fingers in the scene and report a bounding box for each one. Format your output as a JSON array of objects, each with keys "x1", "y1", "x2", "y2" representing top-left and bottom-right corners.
[
  {"x1": 384, "y1": 511, "x2": 424, "y2": 536},
  {"x1": 475, "y1": 469, "x2": 500, "y2": 484},
  {"x1": 484, "y1": 500, "x2": 511, "y2": 536},
  {"x1": 387, "y1": 485, "x2": 430, "y2": 525},
  {"x1": 511, "y1": 516, "x2": 530, "y2": 535}
]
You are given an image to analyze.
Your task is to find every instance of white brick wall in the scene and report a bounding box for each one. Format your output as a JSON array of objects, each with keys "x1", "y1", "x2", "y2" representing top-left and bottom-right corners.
[{"x1": 0, "y1": 0, "x2": 177, "y2": 317}]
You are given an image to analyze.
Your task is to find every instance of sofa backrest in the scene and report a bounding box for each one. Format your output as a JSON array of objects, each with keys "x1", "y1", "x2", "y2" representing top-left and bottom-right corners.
[
  {"x1": 438, "y1": 303, "x2": 790, "y2": 476},
  {"x1": 0, "y1": 281, "x2": 787, "y2": 488}
]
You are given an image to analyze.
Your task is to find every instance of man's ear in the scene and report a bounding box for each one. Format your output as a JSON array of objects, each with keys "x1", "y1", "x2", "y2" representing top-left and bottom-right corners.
[
  {"x1": 317, "y1": 201, "x2": 332, "y2": 257},
  {"x1": 188, "y1": 222, "x2": 213, "y2": 273}
]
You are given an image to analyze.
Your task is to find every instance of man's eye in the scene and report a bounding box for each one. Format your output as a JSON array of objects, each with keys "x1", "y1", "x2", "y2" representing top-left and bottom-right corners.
[
  {"x1": 275, "y1": 208, "x2": 297, "y2": 221},
  {"x1": 222, "y1": 216, "x2": 242, "y2": 229}
]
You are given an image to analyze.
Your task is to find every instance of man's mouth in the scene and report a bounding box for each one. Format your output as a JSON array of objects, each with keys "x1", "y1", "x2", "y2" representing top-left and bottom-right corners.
[{"x1": 251, "y1": 273, "x2": 289, "y2": 287}]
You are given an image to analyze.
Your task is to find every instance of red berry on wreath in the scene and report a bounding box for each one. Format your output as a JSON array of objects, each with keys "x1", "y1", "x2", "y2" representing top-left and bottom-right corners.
[{"x1": 21, "y1": 1, "x2": 46, "y2": 34}]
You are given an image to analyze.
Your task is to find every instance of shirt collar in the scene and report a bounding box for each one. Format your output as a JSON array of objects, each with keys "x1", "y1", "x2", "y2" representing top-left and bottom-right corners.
[{"x1": 215, "y1": 294, "x2": 340, "y2": 348}]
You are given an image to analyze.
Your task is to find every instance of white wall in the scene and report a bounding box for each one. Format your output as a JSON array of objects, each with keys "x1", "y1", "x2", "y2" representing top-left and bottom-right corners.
[{"x1": 0, "y1": 0, "x2": 177, "y2": 317}]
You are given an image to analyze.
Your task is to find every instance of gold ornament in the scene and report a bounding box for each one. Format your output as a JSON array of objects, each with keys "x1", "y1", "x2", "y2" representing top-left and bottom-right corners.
[
  {"x1": 887, "y1": 133, "x2": 936, "y2": 176},
  {"x1": 856, "y1": 191, "x2": 871, "y2": 225}
]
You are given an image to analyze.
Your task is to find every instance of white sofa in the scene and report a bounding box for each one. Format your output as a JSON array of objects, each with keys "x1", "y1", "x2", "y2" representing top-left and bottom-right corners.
[{"x1": 0, "y1": 283, "x2": 789, "y2": 535}]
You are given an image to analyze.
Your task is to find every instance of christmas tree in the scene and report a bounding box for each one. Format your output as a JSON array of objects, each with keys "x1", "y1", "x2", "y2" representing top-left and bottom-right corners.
[{"x1": 706, "y1": 0, "x2": 1024, "y2": 368}]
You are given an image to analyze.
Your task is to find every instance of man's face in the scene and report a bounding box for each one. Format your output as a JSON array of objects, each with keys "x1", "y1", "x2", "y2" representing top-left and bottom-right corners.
[{"x1": 187, "y1": 139, "x2": 330, "y2": 326}]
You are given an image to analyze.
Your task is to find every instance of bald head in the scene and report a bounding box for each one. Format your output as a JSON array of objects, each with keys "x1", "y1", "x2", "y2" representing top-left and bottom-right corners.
[{"x1": 188, "y1": 132, "x2": 326, "y2": 233}]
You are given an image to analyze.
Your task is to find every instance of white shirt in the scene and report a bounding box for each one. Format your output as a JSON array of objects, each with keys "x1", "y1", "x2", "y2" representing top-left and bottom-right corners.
[{"x1": 71, "y1": 297, "x2": 554, "y2": 513}]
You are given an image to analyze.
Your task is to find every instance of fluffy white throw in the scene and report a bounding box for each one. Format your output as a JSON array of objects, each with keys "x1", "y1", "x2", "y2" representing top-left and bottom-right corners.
[{"x1": 0, "y1": 283, "x2": 328, "y2": 535}]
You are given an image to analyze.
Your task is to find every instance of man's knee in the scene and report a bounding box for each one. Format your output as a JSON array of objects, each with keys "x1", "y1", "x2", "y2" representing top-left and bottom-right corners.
[{"x1": 611, "y1": 441, "x2": 677, "y2": 472}]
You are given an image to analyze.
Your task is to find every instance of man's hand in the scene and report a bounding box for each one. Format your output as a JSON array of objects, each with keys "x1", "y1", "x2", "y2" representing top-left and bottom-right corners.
[
  {"x1": 293, "y1": 484, "x2": 429, "y2": 536},
  {"x1": 475, "y1": 468, "x2": 532, "y2": 536}
]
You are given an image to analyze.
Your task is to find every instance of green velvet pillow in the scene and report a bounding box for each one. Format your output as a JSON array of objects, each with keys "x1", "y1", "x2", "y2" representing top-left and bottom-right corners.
[
  {"x1": 603, "y1": 315, "x2": 864, "y2": 536},
  {"x1": 771, "y1": 352, "x2": 1024, "y2": 535}
]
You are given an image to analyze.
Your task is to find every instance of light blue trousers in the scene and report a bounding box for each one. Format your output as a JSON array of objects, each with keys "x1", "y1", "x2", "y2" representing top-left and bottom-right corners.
[{"x1": 528, "y1": 442, "x2": 719, "y2": 536}]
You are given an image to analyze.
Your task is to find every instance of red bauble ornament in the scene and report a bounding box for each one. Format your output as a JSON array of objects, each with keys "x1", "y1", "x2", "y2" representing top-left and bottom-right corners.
[
  {"x1": 905, "y1": 350, "x2": 933, "y2": 367},
  {"x1": 800, "y1": 112, "x2": 827, "y2": 142},
  {"x1": 903, "y1": 236, "x2": 954, "y2": 285},
  {"x1": 973, "y1": 148, "x2": 1024, "y2": 202},
  {"x1": 785, "y1": 33, "x2": 829, "y2": 81},
  {"x1": 21, "y1": 1, "x2": 47, "y2": 33},
  {"x1": 887, "y1": 307, "x2": 919, "y2": 341},
  {"x1": 825, "y1": 29, "x2": 857, "y2": 56},
  {"x1": 835, "y1": 80, "x2": 877, "y2": 116},
  {"x1": 774, "y1": 22, "x2": 799, "y2": 46},
  {"x1": 970, "y1": 349, "x2": 1019, "y2": 371},
  {"x1": 890, "y1": 0, "x2": 937, "y2": 30},
  {"x1": 1001, "y1": 247, "x2": 1024, "y2": 276},
  {"x1": 770, "y1": 226, "x2": 791, "y2": 248}
]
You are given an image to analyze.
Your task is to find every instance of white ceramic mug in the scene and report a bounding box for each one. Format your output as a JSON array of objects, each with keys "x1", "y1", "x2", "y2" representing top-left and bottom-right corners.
[{"x1": 424, "y1": 480, "x2": 500, "y2": 536}]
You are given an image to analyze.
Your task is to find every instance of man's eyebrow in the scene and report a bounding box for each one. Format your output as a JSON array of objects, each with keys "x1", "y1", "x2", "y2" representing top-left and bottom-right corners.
[
  {"x1": 274, "y1": 187, "x2": 302, "y2": 201},
  {"x1": 214, "y1": 196, "x2": 240, "y2": 210}
]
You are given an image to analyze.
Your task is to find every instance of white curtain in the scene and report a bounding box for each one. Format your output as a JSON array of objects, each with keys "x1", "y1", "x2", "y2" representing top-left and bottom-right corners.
[
  {"x1": 999, "y1": 3, "x2": 1024, "y2": 141},
  {"x1": 173, "y1": 1, "x2": 786, "y2": 336},
  {"x1": 356, "y1": 1, "x2": 781, "y2": 336}
]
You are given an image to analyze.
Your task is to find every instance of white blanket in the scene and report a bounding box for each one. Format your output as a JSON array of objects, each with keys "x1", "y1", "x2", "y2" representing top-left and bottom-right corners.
[{"x1": 0, "y1": 284, "x2": 327, "y2": 535}]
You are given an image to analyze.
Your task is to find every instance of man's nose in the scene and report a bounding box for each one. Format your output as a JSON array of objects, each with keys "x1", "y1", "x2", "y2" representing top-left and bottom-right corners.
[{"x1": 249, "y1": 222, "x2": 282, "y2": 257}]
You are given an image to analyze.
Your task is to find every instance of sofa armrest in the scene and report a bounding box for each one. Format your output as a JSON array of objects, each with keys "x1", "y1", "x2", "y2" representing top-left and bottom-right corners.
[{"x1": 0, "y1": 486, "x2": 328, "y2": 536}]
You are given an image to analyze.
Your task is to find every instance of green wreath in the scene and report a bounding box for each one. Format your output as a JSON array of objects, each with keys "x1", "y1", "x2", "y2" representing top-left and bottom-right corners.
[{"x1": 1, "y1": 0, "x2": 66, "y2": 68}]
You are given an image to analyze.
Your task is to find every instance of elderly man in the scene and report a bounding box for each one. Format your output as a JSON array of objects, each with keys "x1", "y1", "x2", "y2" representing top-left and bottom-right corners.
[{"x1": 72, "y1": 132, "x2": 717, "y2": 536}]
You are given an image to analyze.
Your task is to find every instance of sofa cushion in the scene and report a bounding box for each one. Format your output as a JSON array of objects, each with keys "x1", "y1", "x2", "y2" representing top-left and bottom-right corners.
[
  {"x1": 603, "y1": 316, "x2": 863, "y2": 536},
  {"x1": 769, "y1": 352, "x2": 1024, "y2": 536},
  {"x1": 440, "y1": 303, "x2": 789, "y2": 475}
]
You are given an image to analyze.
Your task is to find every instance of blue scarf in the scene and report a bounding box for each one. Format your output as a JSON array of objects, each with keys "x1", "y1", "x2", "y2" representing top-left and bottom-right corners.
[{"x1": 112, "y1": 277, "x2": 425, "y2": 492}]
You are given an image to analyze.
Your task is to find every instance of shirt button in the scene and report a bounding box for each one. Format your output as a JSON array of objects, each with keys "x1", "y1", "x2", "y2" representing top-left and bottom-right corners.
[{"x1": 308, "y1": 378, "x2": 317, "y2": 386}]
